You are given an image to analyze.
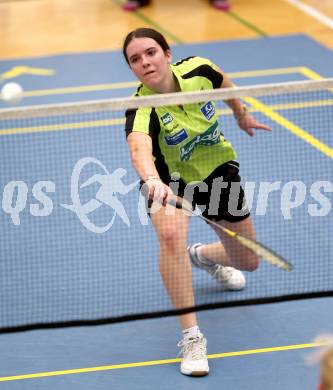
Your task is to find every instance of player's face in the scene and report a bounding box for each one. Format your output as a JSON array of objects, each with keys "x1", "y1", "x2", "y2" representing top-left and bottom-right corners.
[{"x1": 126, "y1": 37, "x2": 172, "y2": 92}]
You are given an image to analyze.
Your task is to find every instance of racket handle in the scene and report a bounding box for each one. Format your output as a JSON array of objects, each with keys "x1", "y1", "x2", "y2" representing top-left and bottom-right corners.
[
  {"x1": 167, "y1": 197, "x2": 195, "y2": 215},
  {"x1": 167, "y1": 196, "x2": 183, "y2": 209}
]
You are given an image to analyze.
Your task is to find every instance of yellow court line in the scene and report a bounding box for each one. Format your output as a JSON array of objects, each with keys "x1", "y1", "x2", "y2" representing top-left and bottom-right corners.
[
  {"x1": 24, "y1": 82, "x2": 139, "y2": 97},
  {"x1": 300, "y1": 67, "x2": 333, "y2": 93},
  {"x1": 0, "y1": 66, "x2": 55, "y2": 80},
  {"x1": 300, "y1": 67, "x2": 325, "y2": 81},
  {"x1": 268, "y1": 99, "x2": 333, "y2": 110},
  {"x1": 0, "y1": 341, "x2": 328, "y2": 382},
  {"x1": 22, "y1": 67, "x2": 304, "y2": 97},
  {"x1": 245, "y1": 96, "x2": 333, "y2": 160},
  {"x1": 1, "y1": 99, "x2": 332, "y2": 136},
  {"x1": 218, "y1": 99, "x2": 333, "y2": 114},
  {"x1": 229, "y1": 67, "x2": 304, "y2": 79},
  {"x1": 242, "y1": 66, "x2": 333, "y2": 160},
  {"x1": 12, "y1": 66, "x2": 332, "y2": 100},
  {"x1": 0, "y1": 118, "x2": 125, "y2": 136}
]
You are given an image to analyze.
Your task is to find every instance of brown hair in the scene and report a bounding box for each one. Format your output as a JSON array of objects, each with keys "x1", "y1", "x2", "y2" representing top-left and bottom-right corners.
[{"x1": 123, "y1": 28, "x2": 170, "y2": 64}]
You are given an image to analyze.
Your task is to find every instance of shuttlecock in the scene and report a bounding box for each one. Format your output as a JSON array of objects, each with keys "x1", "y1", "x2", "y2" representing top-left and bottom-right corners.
[{"x1": 1, "y1": 82, "x2": 24, "y2": 104}]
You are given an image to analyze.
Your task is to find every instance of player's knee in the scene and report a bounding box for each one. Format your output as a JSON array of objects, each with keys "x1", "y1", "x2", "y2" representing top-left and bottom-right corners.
[{"x1": 158, "y1": 228, "x2": 184, "y2": 253}]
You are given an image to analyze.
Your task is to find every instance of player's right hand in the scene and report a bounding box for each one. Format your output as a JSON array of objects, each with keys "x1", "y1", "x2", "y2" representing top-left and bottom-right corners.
[{"x1": 145, "y1": 177, "x2": 173, "y2": 207}]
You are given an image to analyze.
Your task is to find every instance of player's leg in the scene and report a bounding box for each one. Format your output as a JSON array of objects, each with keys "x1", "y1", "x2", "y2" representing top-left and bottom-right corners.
[
  {"x1": 196, "y1": 216, "x2": 259, "y2": 271},
  {"x1": 150, "y1": 205, "x2": 195, "y2": 329},
  {"x1": 190, "y1": 241, "x2": 229, "y2": 266},
  {"x1": 150, "y1": 205, "x2": 209, "y2": 376},
  {"x1": 210, "y1": 0, "x2": 231, "y2": 11},
  {"x1": 188, "y1": 240, "x2": 247, "y2": 290},
  {"x1": 212, "y1": 215, "x2": 260, "y2": 271},
  {"x1": 122, "y1": 0, "x2": 150, "y2": 11},
  {"x1": 187, "y1": 161, "x2": 249, "y2": 288}
]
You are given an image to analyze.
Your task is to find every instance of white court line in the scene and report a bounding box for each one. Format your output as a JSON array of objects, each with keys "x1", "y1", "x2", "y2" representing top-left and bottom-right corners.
[{"x1": 284, "y1": 0, "x2": 333, "y2": 29}]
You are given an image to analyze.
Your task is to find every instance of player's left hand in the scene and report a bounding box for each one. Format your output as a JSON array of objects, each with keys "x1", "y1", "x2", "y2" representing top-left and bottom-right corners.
[{"x1": 237, "y1": 113, "x2": 272, "y2": 137}]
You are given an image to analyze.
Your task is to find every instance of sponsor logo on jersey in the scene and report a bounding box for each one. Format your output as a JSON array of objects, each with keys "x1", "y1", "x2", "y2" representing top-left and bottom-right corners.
[
  {"x1": 165, "y1": 129, "x2": 188, "y2": 145},
  {"x1": 180, "y1": 122, "x2": 220, "y2": 161},
  {"x1": 161, "y1": 112, "x2": 174, "y2": 125},
  {"x1": 200, "y1": 101, "x2": 215, "y2": 120}
]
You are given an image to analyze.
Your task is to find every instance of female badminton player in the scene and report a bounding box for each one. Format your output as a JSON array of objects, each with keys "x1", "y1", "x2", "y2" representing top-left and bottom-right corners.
[{"x1": 123, "y1": 27, "x2": 271, "y2": 376}]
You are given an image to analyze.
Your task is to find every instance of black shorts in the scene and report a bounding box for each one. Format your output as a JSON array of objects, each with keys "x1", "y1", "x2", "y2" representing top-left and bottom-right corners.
[{"x1": 144, "y1": 161, "x2": 250, "y2": 223}]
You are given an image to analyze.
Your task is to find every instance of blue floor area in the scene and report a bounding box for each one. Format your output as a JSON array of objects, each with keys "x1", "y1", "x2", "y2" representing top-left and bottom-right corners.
[
  {"x1": 1, "y1": 298, "x2": 332, "y2": 389},
  {"x1": 1, "y1": 34, "x2": 333, "y2": 107},
  {"x1": 0, "y1": 34, "x2": 332, "y2": 388},
  {"x1": 1, "y1": 87, "x2": 332, "y2": 325}
]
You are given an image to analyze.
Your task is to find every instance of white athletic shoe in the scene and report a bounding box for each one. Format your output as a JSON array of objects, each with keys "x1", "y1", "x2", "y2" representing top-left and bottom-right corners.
[
  {"x1": 178, "y1": 335, "x2": 209, "y2": 376},
  {"x1": 188, "y1": 243, "x2": 246, "y2": 291}
]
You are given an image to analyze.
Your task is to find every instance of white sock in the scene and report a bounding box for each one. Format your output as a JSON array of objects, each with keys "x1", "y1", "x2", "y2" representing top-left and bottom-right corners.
[
  {"x1": 182, "y1": 326, "x2": 202, "y2": 340},
  {"x1": 197, "y1": 246, "x2": 215, "y2": 266}
]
